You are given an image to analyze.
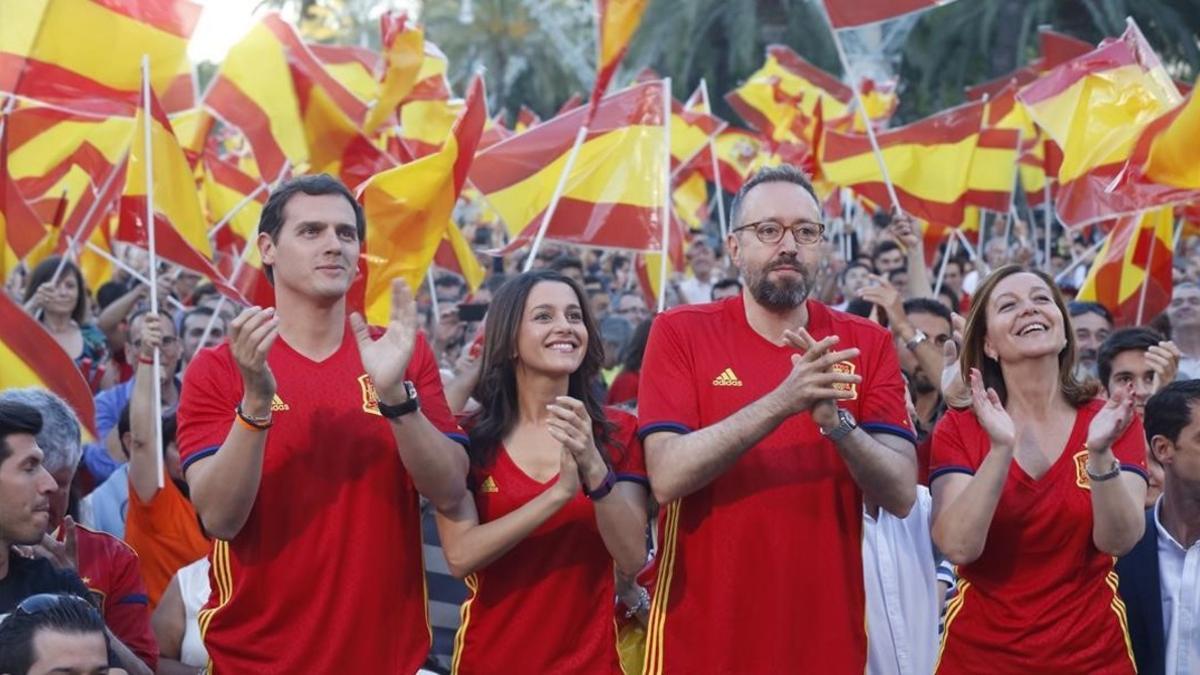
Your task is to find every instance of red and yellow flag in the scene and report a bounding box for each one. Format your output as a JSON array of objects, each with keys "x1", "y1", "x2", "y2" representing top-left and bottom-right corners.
[
  {"x1": 685, "y1": 127, "x2": 772, "y2": 194},
  {"x1": 726, "y1": 45, "x2": 852, "y2": 146},
  {"x1": 670, "y1": 85, "x2": 726, "y2": 173},
  {"x1": 588, "y1": 0, "x2": 648, "y2": 123},
  {"x1": 0, "y1": 0, "x2": 200, "y2": 114},
  {"x1": 363, "y1": 12, "x2": 424, "y2": 135},
  {"x1": 821, "y1": 100, "x2": 1012, "y2": 225},
  {"x1": 1138, "y1": 79, "x2": 1200, "y2": 190},
  {"x1": 516, "y1": 106, "x2": 541, "y2": 133},
  {"x1": 470, "y1": 80, "x2": 669, "y2": 254},
  {"x1": 1076, "y1": 208, "x2": 1174, "y2": 326},
  {"x1": 310, "y1": 43, "x2": 381, "y2": 106},
  {"x1": 357, "y1": 76, "x2": 487, "y2": 324},
  {"x1": 1017, "y1": 23, "x2": 1181, "y2": 225},
  {"x1": 2, "y1": 123, "x2": 49, "y2": 276},
  {"x1": 0, "y1": 290, "x2": 98, "y2": 437}
]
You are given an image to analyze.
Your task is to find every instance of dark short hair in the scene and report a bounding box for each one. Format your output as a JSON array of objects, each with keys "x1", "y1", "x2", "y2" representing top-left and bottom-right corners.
[
  {"x1": 23, "y1": 256, "x2": 88, "y2": 325},
  {"x1": 434, "y1": 274, "x2": 465, "y2": 289},
  {"x1": 712, "y1": 278, "x2": 742, "y2": 299},
  {"x1": 839, "y1": 261, "x2": 871, "y2": 284},
  {"x1": 0, "y1": 400, "x2": 43, "y2": 466},
  {"x1": 549, "y1": 256, "x2": 584, "y2": 274},
  {"x1": 904, "y1": 298, "x2": 952, "y2": 324},
  {"x1": 872, "y1": 240, "x2": 903, "y2": 267},
  {"x1": 888, "y1": 267, "x2": 909, "y2": 281},
  {"x1": 0, "y1": 593, "x2": 109, "y2": 674},
  {"x1": 257, "y1": 174, "x2": 365, "y2": 283},
  {"x1": 729, "y1": 164, "x2": 820, "y2": 227},
  {"x1": 1067, "y1": 300, "x2": 1113, "y2": 326},
  {"x1": 181, "y1": 305, "x2": 223, "y2": 330},
  {"x1": 1144, "y1": 379, "x2": 1200, "y2": 445},
  {"x1": 937, "y1": 285, "x2": 961, "y2": 310},
  {"x1": 1097, "y1": 327, "x2": 1165, "y2": 390}
]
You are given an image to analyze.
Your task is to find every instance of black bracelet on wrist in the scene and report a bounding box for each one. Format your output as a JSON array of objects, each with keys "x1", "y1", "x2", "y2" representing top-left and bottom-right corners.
[{"x1": 236, "y1": 404, "x2": 272, "y2": 430}]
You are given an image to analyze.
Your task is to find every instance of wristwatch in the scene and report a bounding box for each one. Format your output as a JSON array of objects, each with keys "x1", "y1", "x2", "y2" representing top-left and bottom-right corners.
[
  {"x1": 378, "y1": 380, "x2": 420, "y2": 419},
  {"x1": 819, "y1": 408, "x2": 858, "y2": 443},
  {"x1": 905, "y1": 330, "x2": 929, "y2": 352},
  {"x1": 1086, "y1": 457, "x2": 1122, "y2": 482}
]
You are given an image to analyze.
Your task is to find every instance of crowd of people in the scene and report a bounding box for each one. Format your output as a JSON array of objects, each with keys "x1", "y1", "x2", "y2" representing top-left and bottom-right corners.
[{"x1": 0, "y1": 165, "x2": 1198, "y2": 674}]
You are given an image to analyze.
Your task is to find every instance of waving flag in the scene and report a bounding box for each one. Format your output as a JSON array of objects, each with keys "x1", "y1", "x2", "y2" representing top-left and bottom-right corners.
[
  {"x1": 588, "y1": 0, "x2": 649, "y2": 123},
  {"x1": 685, "y1": 127, "x2": 771, "y2": 194},
  {"x1": 363, "y1": 12, "x2": 425, "y2": 134},
  {"x1": 0, "y1": 0, "x2": 200, "y2": 114},
  {"x1": 726, "y1": 46, "x2": 852, "y2": 146},
  {"x1": 470, "y1": 80, "x2": 668, "y2": 253},
  {"x1": 670, "y1": 85, "x2": 726, "y2": 173},
  {"x1": 821, "y1": 0, "x2": 957, "y2": 29},
  {"x1": 357, "y1": 77, "x2": 487, "y2": 324},
  {"x1": 1, "y1": 125, "x2": 48, "y2": 276},
  {"x1": 1076, "y1": 208, "x2": 1174, "y2": 325}
]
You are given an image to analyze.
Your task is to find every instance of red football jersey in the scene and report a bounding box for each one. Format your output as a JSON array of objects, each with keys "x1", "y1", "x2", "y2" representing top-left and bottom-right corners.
[
  {"x1": 452, "y1": 408, "x2": 646, "y2": 674},
  {"x1": 177, "y1": 326, "x2": 465, "y2": 674},
  {"x1": 930, "y1": 399, "x2": 1147, "y2": 674},
  {"x1": 637, "y1": 297, "x2": 915, "y2": 674},
  {"x1": 67, "y1": 525, "x2": 157, "y2": 670}
]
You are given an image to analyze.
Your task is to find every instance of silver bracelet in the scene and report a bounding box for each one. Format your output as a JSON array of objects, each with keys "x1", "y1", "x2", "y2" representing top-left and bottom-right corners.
[{"x1": 623, "y1": 586, "x2": 650, "y2": 618}]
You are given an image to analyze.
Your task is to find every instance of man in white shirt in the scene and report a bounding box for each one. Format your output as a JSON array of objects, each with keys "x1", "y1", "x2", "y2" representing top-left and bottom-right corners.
[
  {"x1": 1167, "y1": 282, "x2": 1200, "y2": 380},
  {"x1": 677, "y1": 238, "x2": 718, "y2": 304},
  {"x1": 1117, "y1": 379, "x2": 1200, "y2": 675}
]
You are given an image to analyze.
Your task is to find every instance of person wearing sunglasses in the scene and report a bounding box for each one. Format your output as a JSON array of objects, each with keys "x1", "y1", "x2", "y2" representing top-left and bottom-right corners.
[{"x1": 0, "y1": 593, "x2": 113, "y2": 675}]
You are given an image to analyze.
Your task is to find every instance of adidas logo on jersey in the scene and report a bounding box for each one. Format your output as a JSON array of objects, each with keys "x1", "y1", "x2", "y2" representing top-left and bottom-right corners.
[
  {"x1": 480, "y1": 476, "x2": 499, "y2": 493},
  {"x1": 712, "y1": 368, "x2": 743, "y2": 387},
  {"x1": 271, "y1": 394, "x2": 290, "y2": 412}
]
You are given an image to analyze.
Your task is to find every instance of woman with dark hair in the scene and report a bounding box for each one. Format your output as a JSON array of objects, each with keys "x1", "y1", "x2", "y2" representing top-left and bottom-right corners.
[
  {"x1": 22, "y1": 256, "x2": 107, "y2": 367},
  {"x1": 437, "y1": 270, "x2": 650, "y2": 674},
  {"x1": 930, "y1": 265, "x2": 1147, "y2": 673},
  {"x1": 606, "y1": 317, "x2": 653, "y2": 406}
]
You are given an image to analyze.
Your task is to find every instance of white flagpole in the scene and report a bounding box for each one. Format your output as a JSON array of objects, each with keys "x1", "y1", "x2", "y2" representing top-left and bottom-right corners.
[
  {"x1": 207, "y1": 182, "x2": 269, "y2": 240},
  {"x1": 933, "y1": 230, "x2": 958, "y2": 298},
  {"x1": 700, "y1": 79, "x2": 728, "y2": 240},
  {"x1": 141, "y1": 56, "x2": 164, "y2": 490},
  {"x1": 522, "y1": 125, "x2": 588, "y2": 272},
  {"x1": 819, "y1": 9, "x2": 902, "y2": 212},
  {"x1": 658, "y1": 78, "x2": 672, "y2": 313},
  {"x1": 427, "y1": 266, "x2": 441, "y2": 327}
]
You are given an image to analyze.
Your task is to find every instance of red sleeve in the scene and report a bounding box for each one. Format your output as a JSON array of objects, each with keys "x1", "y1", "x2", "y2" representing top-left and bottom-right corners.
[
  {"x1": 177, "y1": 346, "x2": 242, "y2": 472},
  {"x1": 636, "y1": 315, "x2": 698, "y2": 438},
  {"x1": 929, "y1": 409, "x2": 981, "y2": 483},
  {"x1": 606, "y1": 408, "x2": 646, "y2": 484},
  {"x1": 1113, "y1": 409, "x2": 1148, "y2": 479},
  {"x1": 103, "y1": 543, "x2": 159, "y2": 670},
  {"x1": 407, "y1": 332, "x2": 467, "y2": 446},
  {"x1": 855, "y1": 328, "x2": 917, "y2": 444},
  {"x1": 605, "y1": 370, "x2": 639, "y2": 405}
]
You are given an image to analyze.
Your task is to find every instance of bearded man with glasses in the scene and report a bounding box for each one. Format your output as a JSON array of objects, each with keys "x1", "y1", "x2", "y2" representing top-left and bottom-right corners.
[{"x1": 637, "y1": 164, "x2": 918, "y2": 673}]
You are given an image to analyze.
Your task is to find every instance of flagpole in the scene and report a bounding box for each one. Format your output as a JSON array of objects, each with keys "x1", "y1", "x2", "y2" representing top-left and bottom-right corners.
[
  {"x1": 523, "y1": 124, "x2": 588, "y2": 272},
  {"x1": 699, "y1": 79, "x2": 728, "y2": 240},
  {"x1": 1054, "y1": 237, "x2": 1105, "y2": 284},
  {"x1": 81, "y1": 240, "x2": 184, "y2": 311},
  {"x1": 819, "y1": 8, "x2": 902, "y2": 213},
  {"x1": 1135, "y1": 212, "x2": 1159, "y2": 326},
  {"x1": 141, "y1": 56, "x2": 164, "y2": 491},
  {"x1": 658, "y1": 78, "x2": 672, "y2": 313},
  {"x1": 207, "y1": 182, "x2": 269, "y2": 240},
  {"x1": 1043, "y1": 182, "x2": 1054, "y2": 272},
  {"x1": 953, "y1": 227, "x2": 978, "y2": 261},
  {"x1": 933, "y1": 231, "x2": 958, "y2": 298},
  {"x1": 426, "y1": 266, "x2": 441, "y2": 327},
  {"x1": 46, "y1": 155, "x2": 129, "y2": 287}
]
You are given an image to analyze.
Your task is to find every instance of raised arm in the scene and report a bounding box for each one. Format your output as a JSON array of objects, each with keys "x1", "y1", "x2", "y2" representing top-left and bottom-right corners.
[
  {"x1": 128, "y1": 315, "x2": 165, "y2": 503},
  {"x1": 1084, "y1": 385, "x2": 1146, "y2": 555},
  {"x1": 184, "y1": 306, "x2": 279, "y2": 540},
  {"x1": 645, "y1": 335, "x2": 862, "y2": 505}
]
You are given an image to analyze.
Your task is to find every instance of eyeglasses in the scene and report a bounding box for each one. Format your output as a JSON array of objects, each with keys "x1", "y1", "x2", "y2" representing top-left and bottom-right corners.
[
  {"x1": 1170, "y1": 296, "x2": 1200, "y2": 308},
  {"x1": 733, "y1": 219, "x2": 825, "y2": 245}
]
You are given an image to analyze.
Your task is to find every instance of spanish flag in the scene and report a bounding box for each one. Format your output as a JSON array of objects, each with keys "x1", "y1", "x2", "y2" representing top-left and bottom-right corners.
[
  {"x1": 3, "y1": 106, "x2": 134, "y2": 202},
  {"x1": 671, "y1": 85, "x2": 726, "y2": 173},
  {"x1": 588, "y1": 0, "x2": 649, "y2": 123},
  {"x1": 726, "y1": 45, "x2": 852, "y2": 145},
  {"x1": 363, "y1": 11, "x2": 424, "y2": 135},
  {"x1": 1076, "y1": 208, "x2": 1174, "y2": 326},
  {"x1": 201, "y1": 151, "x2": 267, "y2": 254},
  {"x1": 310, "y1": 43, "x2": 381, "y2": 108},
  {"x1": 0, "y1": 0, "x2": 199, "y2": 115},
  {"x1": 516, "y1": 106, "x2": 541, "y2": 132},
  {"x1": 821, "y1": 100, "x2": 1007, "y2": 225},
  {"x1": 821, "y1": 0, "x2": 957, "y2": 29},
  {"x1": 397, "y1": 99, "x2": 465, "y2": 159},
  {"x1": 357, "y1": 76, "x2": 486, "y2": 325},
  {"x1": 1138, "y1": 79, "x2": 1200, "y2": 190},
  {"x1": 291, "y1": 62, "x2": 392, "y2": 191},
  {"x1": 685, "y1": 127, "x2": 772, "y2": 194},
  {"x1": 1, "y1": 124, "x2": 48, "y2": 276},
  {"x1": 673, "y1": 170, "x2": 710, "y2": 231},
  {"x1": 432, "y1": 224, "x2": 486, "y2": 294},
  {"x1": 119, "y1": 78, "x2": 247, "y2": 305},
  {"x1": 470, "y1": 80, "x2": 669, "y2": 254},
  {"x1": 1017, "y1": 22, "x2": 1181, "y2": 225},
  {"x1": 405, "y1": 39, "x2": 453, "y2": 103},
  {"x1": 0, "y1": 290, "x2": 97, "y2": 439}
]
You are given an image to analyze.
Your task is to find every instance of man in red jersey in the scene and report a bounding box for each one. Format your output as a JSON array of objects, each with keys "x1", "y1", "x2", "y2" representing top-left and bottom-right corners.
[
  {"x1": 639, "y1": 164, "x2": 917, "y2": 674},
  {"x1": 176, "y1": 174, "x2": 469, "y2": 673}
]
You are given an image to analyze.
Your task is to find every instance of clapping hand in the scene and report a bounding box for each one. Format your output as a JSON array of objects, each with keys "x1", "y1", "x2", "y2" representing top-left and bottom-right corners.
[
  {"x1": 1087, "y1": 383, "x2": 1136, "y2": 454},
  {"x1": 969, "y1": 368, "x2": 1014, "y2": 449},
  {"x1": 350, "y1": 279, "x2": 418, "y2": 406}
]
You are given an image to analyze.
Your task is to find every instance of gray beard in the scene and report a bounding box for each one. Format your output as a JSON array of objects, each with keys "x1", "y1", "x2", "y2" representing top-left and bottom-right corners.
[{"x1": 750, "y1": 273, "x2": 809, "y2": 311}]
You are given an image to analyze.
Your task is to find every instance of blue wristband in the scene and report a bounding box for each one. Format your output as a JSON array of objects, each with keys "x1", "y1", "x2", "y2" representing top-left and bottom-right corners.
[{"x1": 584, "y1": 468, "x2": 617, "y2": 501}]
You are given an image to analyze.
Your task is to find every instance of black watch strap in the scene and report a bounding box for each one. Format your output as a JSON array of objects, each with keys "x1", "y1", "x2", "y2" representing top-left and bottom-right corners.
[{"x1": 378, "y1": 381, "x2": 420, "y2": 419}]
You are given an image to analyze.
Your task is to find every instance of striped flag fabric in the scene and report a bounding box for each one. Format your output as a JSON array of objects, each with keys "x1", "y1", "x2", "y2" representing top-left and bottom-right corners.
[
  {"x1": 1076, "y1": 208, "x2": 1174, "y2": 325},
  {"x1": 684, "y1": 127, "x2": 771, "y2": 194},
  {"x1": 588, "y1": 0, "x2": 648, "y2": 123},
  {"x1": 1017, "y1": 22, "x2": 1182, "y2": 225},
  {"x1": 821, "y1": 0, "x2": 957, "y2": 29},
  {"x1": 0, "y1": 290, "x2": 97, "y2": 438},
  {"x1": 357, "y1": 76, "x2": 487, "y2": 324},
  {"x1": 726, "y1": 45, "x2": 852, "y2": 146},
  {"x1": 363, "y1": 12, "x2": 425, "y2": 135},
  {"x1": 0, "y1": 0, "x2": 200, "y2": 114},
  {"x1": 1, "y1": 123, "x2": 49, "y2": 275},
  {"x1": 670, "y1": 85, "x2": 726, "y2": 173},
  {"x1": 469, "y1": 80, "x2": 669, "y2": 254}
]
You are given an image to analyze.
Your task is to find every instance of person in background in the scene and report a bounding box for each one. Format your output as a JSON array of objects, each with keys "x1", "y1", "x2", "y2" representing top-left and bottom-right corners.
[
  {"x1": 678, "y1": 239, "x2": 718, "y2": 305},
  {"x1": 549, "y1": 255, "x2": 585, "y2": 285},
  {"x1": 1068, "y1": 301, "x2": 1114, "y2": 381},
  {"x1": 1115, "y1": 380, "x2": 1200, "y2": 675},
  {"x1": 941, "y1": 256, "x2": 970, "y2": 313},
  {"x1": 613, "y1": 293, "x2": 650, "y2": 326},
  {"x1": 435, "y1": 270, "x2": 649, "y2": 674},
  {"x1": 435, "y1": 274, "x2": 468, "y2": 305},
  {"x1": 833, "y1": 262, "x2": 871, "y2": 311},
  {"x1": 0, "y1": 389, "x2": 156, "y2": 673},
  {"x1": 178, "y1": 306, "x2": 228, "y2": 372},
  {"x1": 0, "y1": 593, "x2": 112, "y2": 675},
  {"x1": 711, "y1": 278, "x2": 742, "y2": 302},
  {"x1": 1167, "y1": 282, "x2": 1200, "y2": 380},
  {"x1": 931, "y1": 265, "x2": 1146, "y2": 673},
  {"x1": 587, "y1": 287, "x2": 612, "y2": 321},
  {"x1": 872, "y1": 240, "x2": 905, "y2": 275},
  {"x1": 1097, "y1": 327, "x2": 1182, "y2": 509},
  {"x1": 21, "y1": 257, "x2": 107, "y2": 376},
  {"x1": 598, "y1": 316, "x2": 634, "y2": 390},
  {"x1": 607, "y1": 318, "x2": 653, "y2": 407},
  {"x1": 151, "y1": 556, "x2": 210, "y2": 675}
]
